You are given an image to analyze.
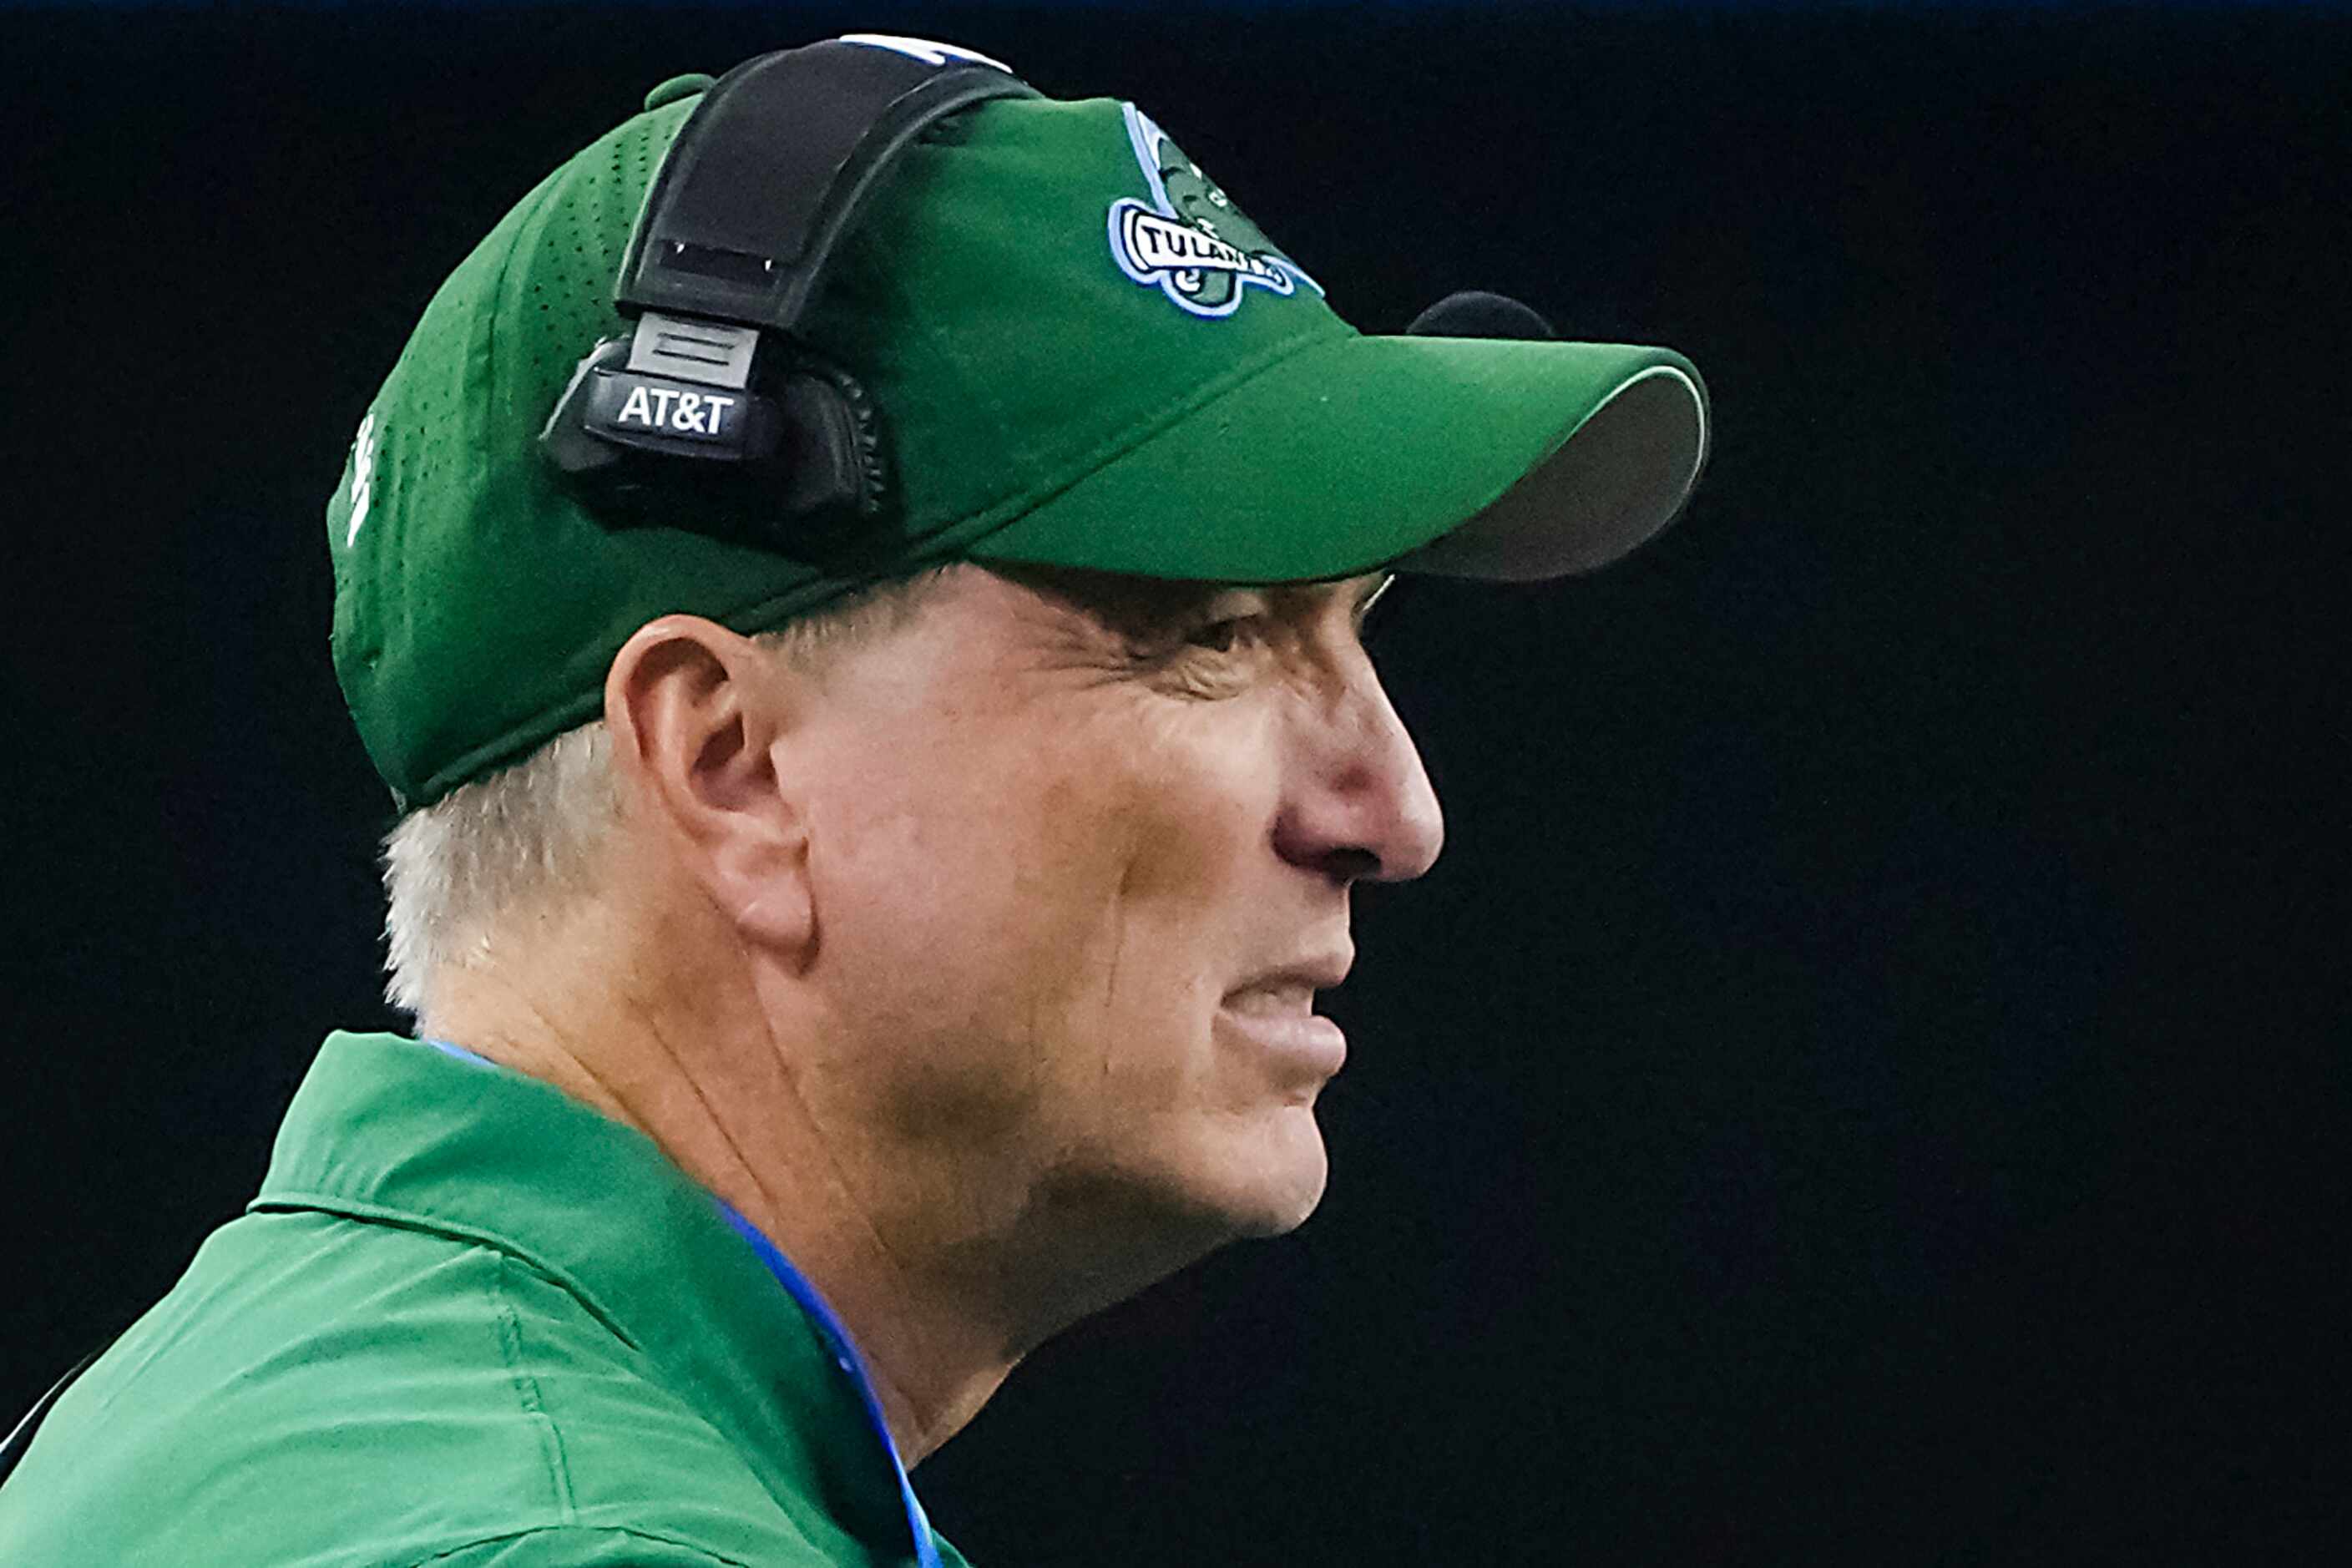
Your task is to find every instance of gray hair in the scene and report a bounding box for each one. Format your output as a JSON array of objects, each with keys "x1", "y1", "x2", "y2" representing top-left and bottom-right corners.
[{"x1": 380, "y1": 567, "x2": 959, "y2": 1020}]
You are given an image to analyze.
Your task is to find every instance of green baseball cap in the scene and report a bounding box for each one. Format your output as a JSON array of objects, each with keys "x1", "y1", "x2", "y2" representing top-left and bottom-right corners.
[{"x1": 327, "y1": 38, "x2": 1709, "y2": 809}]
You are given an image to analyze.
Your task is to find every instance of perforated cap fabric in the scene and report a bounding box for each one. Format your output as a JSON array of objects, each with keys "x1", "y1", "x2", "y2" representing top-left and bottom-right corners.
[{"x1": 327, "y1": 41, "x2": 1708, "y2": 808}]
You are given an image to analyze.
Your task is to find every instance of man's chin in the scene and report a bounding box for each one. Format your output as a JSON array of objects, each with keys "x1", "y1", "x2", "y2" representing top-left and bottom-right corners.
[
  {"x1": 1028, "y1": 1111, "x2": 1329, "y2": 1301},
  {"x1": 1209, "y1": 1110, "x2": 1331, "y2": 1240}
]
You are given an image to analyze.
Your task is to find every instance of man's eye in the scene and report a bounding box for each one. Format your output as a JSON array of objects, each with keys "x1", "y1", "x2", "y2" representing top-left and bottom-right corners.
[
  {"x1": 1166, "y1": 590, "x2": 1272, "y2": 656},
  {"x1": 1184, "y1": 618, "x2": 1250, "y2": 654}
]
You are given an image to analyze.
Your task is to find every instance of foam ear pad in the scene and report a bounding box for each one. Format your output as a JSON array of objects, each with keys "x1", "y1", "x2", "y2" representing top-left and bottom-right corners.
[{"x1": 767, "y1": 360, "x2": 890, "y2": 534}]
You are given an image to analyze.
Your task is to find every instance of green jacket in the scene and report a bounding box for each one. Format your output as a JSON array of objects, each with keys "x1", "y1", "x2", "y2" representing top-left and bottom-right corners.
[{"x1": 0, "y1": 1032, "x2": 975, "y2": 1566}]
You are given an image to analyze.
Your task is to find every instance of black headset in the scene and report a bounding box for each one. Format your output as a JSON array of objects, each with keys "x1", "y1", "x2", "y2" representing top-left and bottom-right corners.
[{"x1": 538, "y1": 38, "x2": 1040, "y2": 555}]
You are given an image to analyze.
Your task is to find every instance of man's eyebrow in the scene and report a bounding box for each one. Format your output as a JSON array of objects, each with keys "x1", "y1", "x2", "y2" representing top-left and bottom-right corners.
[{"x1": 1261, "y1": 573, "x2": 1393, "y2": 634}]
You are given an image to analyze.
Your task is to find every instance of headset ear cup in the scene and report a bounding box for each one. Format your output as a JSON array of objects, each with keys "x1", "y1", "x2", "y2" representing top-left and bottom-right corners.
[
  {"x1": 538, "y1": 334, "x2": 891, "y2": 557},
  {"x1": 539, "y1": 335, "x2": 790, "y2": 525}
]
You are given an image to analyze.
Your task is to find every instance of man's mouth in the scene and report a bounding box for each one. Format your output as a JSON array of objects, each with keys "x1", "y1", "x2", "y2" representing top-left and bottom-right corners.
[{"x1": 1217, "y1": 980, "x2": 1347, "y2": 1078}]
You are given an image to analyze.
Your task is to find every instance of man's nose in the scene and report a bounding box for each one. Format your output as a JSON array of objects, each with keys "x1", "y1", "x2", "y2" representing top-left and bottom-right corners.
[{"x1": 1272, "y1": 658, "x2": 1445, "y2": 886}]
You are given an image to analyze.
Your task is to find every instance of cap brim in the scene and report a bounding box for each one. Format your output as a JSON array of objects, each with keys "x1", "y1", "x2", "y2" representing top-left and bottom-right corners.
[{"x1": 964, "y1": 331, "x2": 1709, "y2": 585}]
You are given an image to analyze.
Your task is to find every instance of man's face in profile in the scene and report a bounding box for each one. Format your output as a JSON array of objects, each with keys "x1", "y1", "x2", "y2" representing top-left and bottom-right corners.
[{"x1": 778, "y1": 563, "x2": 1443, "y2": 1299}]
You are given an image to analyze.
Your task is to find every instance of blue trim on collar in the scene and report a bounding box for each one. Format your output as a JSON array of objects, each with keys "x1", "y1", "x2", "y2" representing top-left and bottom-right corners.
[{"x1": 713, "y1": 1201, "x2": 942, "y2": 1568}]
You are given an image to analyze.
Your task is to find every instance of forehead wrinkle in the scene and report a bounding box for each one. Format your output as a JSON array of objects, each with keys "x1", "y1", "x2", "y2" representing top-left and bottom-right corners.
[{"x1": 973, "y1": 574, "x2": 1144, "y2": 696}]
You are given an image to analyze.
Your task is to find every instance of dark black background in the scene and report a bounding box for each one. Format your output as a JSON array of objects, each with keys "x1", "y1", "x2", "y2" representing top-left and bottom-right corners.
[{"x1": 3, "y1": 3, "x2": 2344, "y2": 1563}]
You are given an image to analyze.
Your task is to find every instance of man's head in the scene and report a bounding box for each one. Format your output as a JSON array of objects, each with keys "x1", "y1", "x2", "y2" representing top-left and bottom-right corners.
[{"x1": 335, "y1": 35, "x2": 1706, "y2": 1370}]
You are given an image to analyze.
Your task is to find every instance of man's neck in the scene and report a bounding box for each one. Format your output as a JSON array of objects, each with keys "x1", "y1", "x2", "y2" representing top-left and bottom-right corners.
[{"x1": 425, "y1": 969, "x2": 1022, "y2": 1464}]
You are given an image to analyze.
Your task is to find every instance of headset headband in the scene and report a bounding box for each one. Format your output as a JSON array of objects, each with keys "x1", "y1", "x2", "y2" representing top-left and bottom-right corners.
[{"x1": 619, "y1": 42, "x2": 1038, "y2": 334}]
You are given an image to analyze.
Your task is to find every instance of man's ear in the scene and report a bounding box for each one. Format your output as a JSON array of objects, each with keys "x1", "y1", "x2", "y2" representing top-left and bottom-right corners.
[{"x1": 604, "y1": 615, "x2": 813, "y2": 958}]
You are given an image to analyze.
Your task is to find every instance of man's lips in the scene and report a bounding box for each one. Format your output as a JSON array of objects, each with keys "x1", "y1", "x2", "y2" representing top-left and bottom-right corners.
[
  {"x1": 1227, "y1": 948, "x2": 1353, "y2": 1001},
  {"x1": 1220, "y1": 948, "x2": 1353, "y2": 1077}
]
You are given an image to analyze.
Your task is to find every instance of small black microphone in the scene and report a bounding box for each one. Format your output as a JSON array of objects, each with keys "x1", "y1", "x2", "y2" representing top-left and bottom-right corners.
[{"x1": 1404, "y1": 289, "x2": 1556, "y2": 341}]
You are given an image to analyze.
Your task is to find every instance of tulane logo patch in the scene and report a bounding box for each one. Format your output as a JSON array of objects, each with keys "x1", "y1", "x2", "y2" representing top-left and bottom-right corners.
[{"x1": 1107, "y1": 104, "x2": 1321, "y2": 318}]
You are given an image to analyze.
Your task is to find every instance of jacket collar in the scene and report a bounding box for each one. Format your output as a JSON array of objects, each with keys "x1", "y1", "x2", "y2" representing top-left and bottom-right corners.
[{"x1": 249, "y1": 1030, "x2": 917, "y2": 1555}]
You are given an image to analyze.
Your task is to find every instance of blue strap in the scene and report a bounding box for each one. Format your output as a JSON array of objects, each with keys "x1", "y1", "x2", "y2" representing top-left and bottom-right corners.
[
  {"x1": 714, "y1": 1201, "x2": 943, "y2": 1568},
  {"x1": 424, "y1": 1039, "x2": 942, "y2": 1567}
]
